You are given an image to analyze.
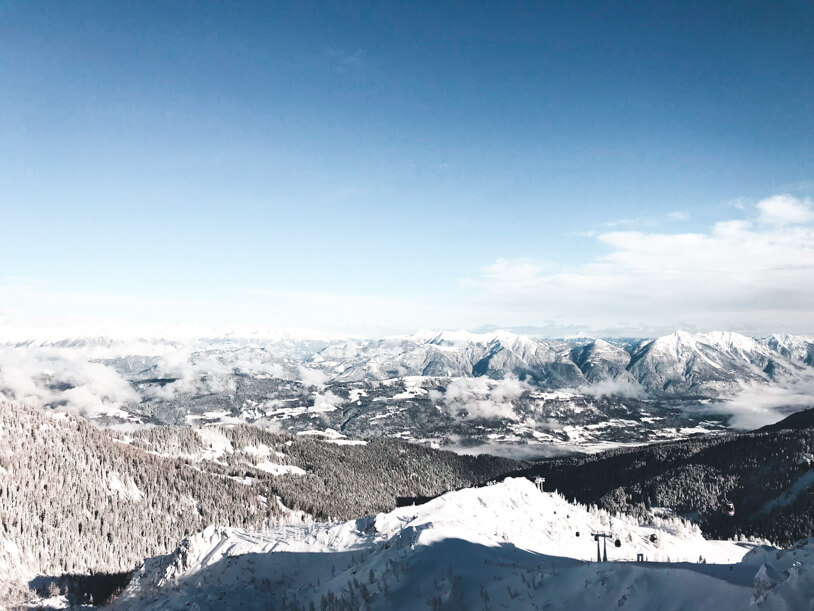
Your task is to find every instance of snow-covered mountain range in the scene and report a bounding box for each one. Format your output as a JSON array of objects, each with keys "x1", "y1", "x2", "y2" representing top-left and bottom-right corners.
[
  {"x1": 313, "y1": 329, "x2": 813, "y2": 393},
  {"x1": 1, "y1": 330, "x2": 813, "y2": 455},
  {"x1": 6, "y1": 328, "x2": 811, "y2": 393}
]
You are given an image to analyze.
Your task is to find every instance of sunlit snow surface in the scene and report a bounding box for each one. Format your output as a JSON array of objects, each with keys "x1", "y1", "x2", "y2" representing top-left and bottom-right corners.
[{"x1": 111, "y1": 478, "x2": 814, "y2": 610}]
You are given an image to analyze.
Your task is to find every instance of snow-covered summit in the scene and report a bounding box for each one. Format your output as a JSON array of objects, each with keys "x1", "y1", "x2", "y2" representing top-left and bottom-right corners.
[
  {"x1": 697, "y1": 331, "x2": 763, "y2": 354},
  {"x1": 113, "y1": 478, "x2": 772, "y2": 610}
]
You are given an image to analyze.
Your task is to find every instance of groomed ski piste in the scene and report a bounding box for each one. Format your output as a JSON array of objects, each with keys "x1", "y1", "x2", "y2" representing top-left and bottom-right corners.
[{"x1": 107, "y1": 478, "x2": 813, "y2": 610}]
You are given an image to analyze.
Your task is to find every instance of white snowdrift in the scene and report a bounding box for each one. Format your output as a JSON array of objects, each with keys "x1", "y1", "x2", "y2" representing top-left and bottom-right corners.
[
  {"x1": 252, "y1": 461, "x2": 306, "y2": 476},
  {"x1": 105, "y1": 477, "x2": 814, "y2": 610}
]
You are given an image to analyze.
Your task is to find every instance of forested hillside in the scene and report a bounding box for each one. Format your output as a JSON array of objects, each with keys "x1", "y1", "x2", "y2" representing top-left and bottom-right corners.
[
  {"x1": 0, "y1": 403, "x2": 286, "y2": 599},
  {"x1": 517, "y1": 409, "x2": 814, "y2": 545},
  {"x1": 127, "y1": 424, "x2": 522, "y2": 520},
  {"x1": 0, "y1": 403, "x2": 520, "y2": 605}
]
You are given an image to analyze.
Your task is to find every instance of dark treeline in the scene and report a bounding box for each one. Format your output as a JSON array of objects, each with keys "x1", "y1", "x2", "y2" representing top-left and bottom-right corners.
[
  {"x1": 514, "y1": 409, "x2": 814, "y2": 546},
  {"x1": 128, "y1": 423, "x2": 522, "y2": 520},
  {"x1": 28, "y1": 571, "x2": 132, "y2": 607}
]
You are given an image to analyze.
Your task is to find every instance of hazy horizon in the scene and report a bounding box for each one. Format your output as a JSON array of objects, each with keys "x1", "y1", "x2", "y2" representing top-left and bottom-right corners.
[{"x1": 0, "y1": 321, "x2": 812, "y2": 343}]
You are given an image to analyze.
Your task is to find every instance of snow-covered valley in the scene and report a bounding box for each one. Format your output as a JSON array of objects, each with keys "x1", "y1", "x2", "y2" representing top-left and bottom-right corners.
[{"x1": 2, "y1": 329, "x2": 813, "y2": 457}]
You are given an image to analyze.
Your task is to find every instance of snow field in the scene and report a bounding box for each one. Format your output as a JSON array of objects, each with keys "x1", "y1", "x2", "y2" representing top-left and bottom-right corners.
[{"x1": 113, "y1": 478, "x2": 794, "y2": 610}]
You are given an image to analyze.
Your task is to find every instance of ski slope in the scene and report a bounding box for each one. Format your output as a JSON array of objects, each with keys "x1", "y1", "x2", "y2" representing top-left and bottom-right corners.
[{"x1": 107, "y1": 477, "x2": 814, "y2": 610}]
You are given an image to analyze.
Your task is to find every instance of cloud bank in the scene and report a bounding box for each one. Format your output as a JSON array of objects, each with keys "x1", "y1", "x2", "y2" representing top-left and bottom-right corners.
[
  {"x1": 578, "y1": 379, "x2": 646, "y2": 400},
  {"x1": 467, "y1": 195, "x2": 814, "y2": 335},
  {"x1": 0, "y1": 348, "x2": 138, "y2": 419},
  {"x1": 438, "y1": 376, "x2": 529, "y2": 420},
  {"x1": 0, "y1": 340, "x2": 333, "y2": 420},
  {"x1": 707, "y1": 376, "x2": 814, "y2": 430}
]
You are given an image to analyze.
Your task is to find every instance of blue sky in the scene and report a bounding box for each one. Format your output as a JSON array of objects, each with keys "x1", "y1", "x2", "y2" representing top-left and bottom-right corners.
[{"x1": 1, "y1": 1, "x2": 813, "y2": 336}]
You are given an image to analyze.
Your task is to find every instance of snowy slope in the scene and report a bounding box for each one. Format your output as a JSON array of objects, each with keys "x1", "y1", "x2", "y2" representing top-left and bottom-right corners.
[
  {"x1": 743, "y1": 538, "x2": 814, "y2": 610},
  {"x1": 109, "y1": 478, "x2": 793, "y2": 611},
  {"x1": 765, "y1": 333, "x2": 814, "y2": 366},
  {"x1": 626, "y1": 330, "x2": 798, "y2": 396}
]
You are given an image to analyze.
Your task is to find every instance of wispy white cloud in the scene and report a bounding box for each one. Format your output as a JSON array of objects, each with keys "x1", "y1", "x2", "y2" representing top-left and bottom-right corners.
[
  {"x1": 0, "y1": 347, "x2": 139, "y2": 419},
  {"x1": 299, "y1": 365, "x2": 329, "y2": 388},
  {"x1": 600, "y1": 218, "x2": 639, "y2": 228},
  {"x1": 706, "y1": 376, "x2": 814, "y2": 429},
  {"x1": 578, "y1": 379, "x2": 645, "y2": 399},
  {"x1": 309, "y1": 390, "x2": 344, "y2": 413},
  {"x1": 756, "y1": 194, "x2": 814, "y2": 225},
  {"x1": 0, "y1": 339, "x2": 335, "y2": 419},
  {"x1": 437, "y1": 376, "x2": 528, "y2": 420},
  {"x1": 724, "y1": 196, "x2": 751, "y2": 210},
  {"x1": 466, "y1": 195, "x2": 814, "y2": 335}
]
